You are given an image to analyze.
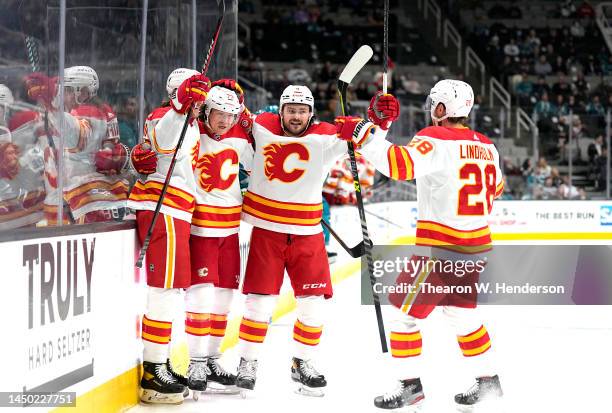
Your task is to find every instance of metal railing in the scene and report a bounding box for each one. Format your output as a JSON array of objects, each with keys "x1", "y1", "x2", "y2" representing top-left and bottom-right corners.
[
  {"x1": 423, "y1": 0, "x2": 442, "y2": 37},
  {"x1": 465, "y1": 47, "x2": 485, "y2": 97},
  {"x1": 489, "y1": 77, "x2": 511, "y2": 127},
  {"x1": 516, "y1": 107, "x2": 539, "y2": 160},
  {"x1": 595, "y1": 3, "x2": 612, "y2": 54},
  {"x1": 443, "y1": 19, "x2": 462, "y2": 67}
]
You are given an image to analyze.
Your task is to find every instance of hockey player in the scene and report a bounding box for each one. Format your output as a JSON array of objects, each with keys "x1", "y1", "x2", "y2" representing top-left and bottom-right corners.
[
  {"x1": 0, "y1": 82, "x2": 46, "y2": 230},
  {"x1": 336, "y1": 80, "x2": 504, "y2": 410},
  {"x1": 131, "y1": 78, "x2": 254, "y2": 397},
  {"x1": 127, "y1": 71, "x2": 211, "y2": 404},
  {"x1": 187, "y1": 82, "x2": 254, "y2": 395},
  {"x1": 234, "y1": 85, "x2": 389, "y2": 396}
]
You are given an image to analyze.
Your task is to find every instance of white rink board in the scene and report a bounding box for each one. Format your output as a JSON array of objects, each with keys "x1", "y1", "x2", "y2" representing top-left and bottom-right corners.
[{"x1": 0, "y1": 228, "x2": 146, "y2": 411}]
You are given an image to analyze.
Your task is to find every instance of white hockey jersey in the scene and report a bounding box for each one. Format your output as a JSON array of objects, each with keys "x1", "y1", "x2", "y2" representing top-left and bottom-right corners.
[
  {"x1": 242, "y1": 112, "x2": 387, "y2": 235},
  {"x1": 361, "y1": 125, "x2": 504, "y2": 252},
  {"x1": 128, "y1": 105, "x2": 200, "y2": 223},
  {"x1": 51, "y1": 102, "x2": 129, "y2": 220},
  {"x1": 191, "y1": 122, "x2": 254, "y2": 237},
  {"x1": 0, "y1": 110, "x2": 45, "y2": 230}
]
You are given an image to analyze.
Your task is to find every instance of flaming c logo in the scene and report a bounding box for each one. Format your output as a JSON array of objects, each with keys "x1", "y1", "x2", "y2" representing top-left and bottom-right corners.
[
  {"x1": 196, "y1": 149, "x2": 239, "y2": 192},
  {"x1": 263, "y1": 143, "x2": 309, "y2": 183}
]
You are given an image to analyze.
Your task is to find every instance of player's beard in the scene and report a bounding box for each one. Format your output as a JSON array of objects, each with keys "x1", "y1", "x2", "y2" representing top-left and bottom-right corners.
[{"x1": 282, "y1": 118, "x2": 307, "y2": 136}]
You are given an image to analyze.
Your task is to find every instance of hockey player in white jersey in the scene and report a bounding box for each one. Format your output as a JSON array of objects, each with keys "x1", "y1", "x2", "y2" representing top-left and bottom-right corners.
[
  {"x1": 234, "y1": 85, "x2": 389, "y2": 397},
  {"x1": 0, "y1": 83, "x2": 46, "y2": 230},
  {"x1": 128, "y1": 71, "x2": 211, "y2": 404},
  {"x1": 336, "y1": 80, "x2": 504, "y2": 410}
]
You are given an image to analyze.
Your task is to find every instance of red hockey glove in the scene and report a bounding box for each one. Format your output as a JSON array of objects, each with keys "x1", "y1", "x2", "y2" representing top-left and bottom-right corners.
[
  {"x1": 335, "y1": 116, "x2": 376, "y2": 147},
  {"x1": 368, "y1": 92, "x2": 400, "y2": 130},
  {"x1": 24, "y1": 73, "x2": 55, "y2": 109},
  {"x1": 212, "y1": 78, "x2": 245, "y2": 104},
  {"x1": 176, "y1": 74, "x2": 211, "y2": 109},
  {"x1": 130, "y1": 142, "x2": 157, "y2": 175},
  {"x1": 238, "y1": 107, "x2": 253, "y2": 132},
  {"x1": 95, "y1": 141, "x2": 129, "y2": 175}
]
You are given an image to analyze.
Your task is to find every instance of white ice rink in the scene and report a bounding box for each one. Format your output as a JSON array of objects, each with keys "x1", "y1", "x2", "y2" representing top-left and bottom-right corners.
[{"x1": 128, "y1": 251, "x2": 612, "y2": 413}]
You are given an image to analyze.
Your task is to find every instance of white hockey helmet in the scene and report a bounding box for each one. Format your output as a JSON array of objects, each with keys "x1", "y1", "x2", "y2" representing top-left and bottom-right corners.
[
  {"x1": 0, "y1": 84, "x2": 14, "y2": 105},
  {"x1": 64, "y1": 66, "x2": 99, "y2": 96},
  {"x1": 166, "y1": 68, "x2": 200, "y2": 98},
  {"x1": 204, "y1": 86, "x2": 242, "y2": 118},
  {"x1": 427, "y1": 79, "x2": 474, "y2": 122},
  {"x1": 279, "y1": 85, "x2": 314, "y2": 112}
]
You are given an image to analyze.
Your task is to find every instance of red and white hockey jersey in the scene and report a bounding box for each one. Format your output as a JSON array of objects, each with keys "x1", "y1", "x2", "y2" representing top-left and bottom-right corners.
[
  {"x1": 0, "y1": 110, "x2": 45, "y2": 230},
  {"x1": 242, "y1": 112, "x2": 387, "y2": 235},
  {"x1": 361, "y1": 126, "x2": 504, "y2": 252},
  {"x1": 191, "y1": 122, "x2": 254, "y2": 237},
  {"x1": 51, "y1": 103, "x2": 129, "y2": 220},
  {"x1": 128, "y1": 105, "x2": 201, "y2": 223}
]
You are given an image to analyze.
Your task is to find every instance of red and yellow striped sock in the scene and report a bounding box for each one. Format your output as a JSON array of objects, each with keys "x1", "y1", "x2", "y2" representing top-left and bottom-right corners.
[
  {"x1": 293, "y1": 319, "x2": 323, "y2": 347},
  {"x1": 185, "y1": 312, "x2": 211, "y2": 337},
  {"x1": 210, "y1": 313, "x2": 228, "y2": 338},
  {"x1": 238, "y1": 317, "x2": 269, "y2": 343},
  {"x1": 142, "y1": 315, "x2": 172, "y2": 345},
  {"x1": 390, "y1": 330, "x2": 422, "y2": 358},
  {"x1": 457, "y1": 325, "x2": 491, "y2": 357}
]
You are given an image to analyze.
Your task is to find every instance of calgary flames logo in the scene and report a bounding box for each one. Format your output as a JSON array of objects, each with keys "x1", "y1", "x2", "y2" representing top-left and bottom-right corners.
[
  {"x1": 196, "y1": 148, "x2": 238, "y2": 192},
  {"x1": 191, "y1": 141, "x2": 200, "y2": 171},
  {"x1": 263, "y1": 143, "x2": 309, "y2": 183}
]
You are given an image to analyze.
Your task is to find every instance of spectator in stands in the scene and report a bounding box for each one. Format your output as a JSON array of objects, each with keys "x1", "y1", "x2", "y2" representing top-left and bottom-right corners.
[
  {"x1": 534, "y1": 156, "x2": 552, "y2": 184},
  {"x1": 553, "y1": 74, "x2": 572, "y2": 99},
  {"x1": 355, "y1": 80, "x2": 370, "y2": 101},
  {"x1": 514, "y1": 72, "x2": 533, "y2": 105},
  {"x1": 586, "y1": 95, "x2": 606, "y2": 117},
  {"x1": 570, "y1": 20, "x2": 585, "y2": 38},
  {"x1": 504, "y1": 38, "x2": 520, "y2": 58},
  {"x1": 552, "y1": 56, "x2": 568, "y2": 75},
  {"x1": 560, "y1": 0, "x2": 577, "y2": 18},
  {"x1": 559, "y1": 176, "x2": 587, "y2": 199},
  {"x1": 550, "y1": 167, "x2": 564, "y2": 187},
  {"x1": 577, "y1": 1, "x2": 596, "y2": 18},
  {"x1": 533, "y1": 75, "x2": 551, "y2": 99},
  {"x1": 534, "y1": 55, "x2": 553, "y2": 76},
  {"x1": 116, "y1": 95, "x2": 138, "y2": 148},
  {"x1": 588, "y1": 134, "x2": 606, "y2": 163},
  {"x1": 533, "y1": 92, "x2": 555, "y2": 119},
  {"x1": 316, "y1": 61, "x2": 337, "y2": 83},
  {"x1": 286, "y1": 65, "x2": 311, "y2": 84},
  {"x1": 555, "y1": 94, "x2": 570, "y2": 117},
  {"x1": 594, "y1": 146, "x2": 608, "y2": 190}
]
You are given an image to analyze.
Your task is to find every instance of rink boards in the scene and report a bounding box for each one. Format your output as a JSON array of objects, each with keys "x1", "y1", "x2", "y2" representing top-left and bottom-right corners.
[{"x1": 0, "y1": 200, "x2": 611, "y2": 412}]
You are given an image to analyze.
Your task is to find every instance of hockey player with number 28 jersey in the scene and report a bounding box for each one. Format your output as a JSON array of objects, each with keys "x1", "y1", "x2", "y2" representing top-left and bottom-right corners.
[{"x1": 337, "y1": 79, "x2": 504, "y2": 410}]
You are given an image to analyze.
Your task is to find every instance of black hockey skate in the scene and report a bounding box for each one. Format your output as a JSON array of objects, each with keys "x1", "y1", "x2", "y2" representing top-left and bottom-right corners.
[
  {"x1": 206, "y1": 356, "x2": 239, "y2": 395},
  {"x1": 455, "y1": 375, "x2": 503, "y2": 411},
  {"x1": 374, "y1": 378, "x2": 425, "y2": 410},
  {"x1": 166, "y1": 359, "x2": 190, "y2": 398},
  {"x1": 186, "y1": 357, "x2": 211, "y2": 401},
  {"x1": 140, "y1": 361, "x2": 186, "y2": 405},
  {"x1": 236, "y1": 357, "x2": 258, "y2": 398},
  {"x1": 291, "y1": 357, "x2": 327, "y2": 397}
]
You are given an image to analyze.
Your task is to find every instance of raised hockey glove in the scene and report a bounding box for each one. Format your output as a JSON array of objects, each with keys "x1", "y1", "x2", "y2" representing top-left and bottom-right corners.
[
  {"x1": 176, "y1": 74, "x2": 211, "y2": 110},
  {"x1": 130, "y1": 142, "x2": 157, "y2": 175},
  {"x1": 368, "y1": 91, "x2": 400, "y2": 130},
  {"x1": 94, "y1": 141, "x2": 129, "y2": 175},
  {"x1": 212, "y1": 78, "x2": 245, "y2": 104},
  {"x1": 24, "y1": 73, "x2": 55, "y2": 109},
  {"x1": 335, "y1": 116, "x2": 376, "y2": 147}
]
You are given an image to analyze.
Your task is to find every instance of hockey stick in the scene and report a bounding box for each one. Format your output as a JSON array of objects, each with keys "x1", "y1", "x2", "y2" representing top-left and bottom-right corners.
[
  {"x1": 20, "y1": 20, "x2": 76, "y2": 224},
  {"x1": 321, "y1": 219, "x2": 365, "y2": 258},
  {"x1": 136, "y1": 0, "x2": 225, "y2": 268},
  {"x1": 338, "y1": 45, "x2": 388, "y2": 353},
  {"x1": 383, "y1": 0, "x2": 389, "y2": 94},
  {"x1": 365, "y1": 208, "x2": 406, "y2": 229}
]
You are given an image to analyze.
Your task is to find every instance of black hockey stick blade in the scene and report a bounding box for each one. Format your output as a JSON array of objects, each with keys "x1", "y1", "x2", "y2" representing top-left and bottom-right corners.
[{"x1": 321, "y1": 219, "x2": 365, "y2": 258}]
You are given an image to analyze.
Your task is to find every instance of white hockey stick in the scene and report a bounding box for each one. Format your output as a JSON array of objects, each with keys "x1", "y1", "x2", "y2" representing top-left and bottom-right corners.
[{"x1": 337, "y1": 45, "x2": 388, "y2": 353}]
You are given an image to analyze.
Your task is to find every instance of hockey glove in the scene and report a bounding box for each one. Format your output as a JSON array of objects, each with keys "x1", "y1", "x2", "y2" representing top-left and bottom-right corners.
[
  {"x1": 94, "y1": 141, "x2": 129, "y2": 175},
  {"x1": 212, "y1": 78, "x2": 245, "y2": 104},
  {"x1": 368, "y1": 92, "x2": 400, "y2": 130},
  {"x1": 24, "y1": 73, "x2": 55, "y2": 110},
  {"x1": 130, "y1": 142, "x2": 157, "y2": 175},
  {"x1": 176, "y1": 74, "x2": 211, "y2": 111},
  {"x1": 335, "y1": 116, "x2": 376, "y2": 147}
]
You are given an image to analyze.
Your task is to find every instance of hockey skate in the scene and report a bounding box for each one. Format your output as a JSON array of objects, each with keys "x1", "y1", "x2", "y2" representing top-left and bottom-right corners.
[
  {"x1": 186, "y1": 357, "x2": 211, "y2": 401},
  {"x1": 205, "y1": 355, "x2": 240, "y2": 395},
  {"x1": 373, "y1": 378, "x2": 425, "y2": 411},
  {"x1": 290, "y1": 357, "x2": 327, "y2": 397},
  {"x1": 454, "y1": 375, "x2": 503, "y2": 412},
  {"x1": 166, "y1": 359, "x2": 190, "y2": 398},
  {"x1": 140, "y1": 361, "x2": 186, "y2": 405},
  {"x1": 236, "y1": 357, "x2": 258, "y2": 398}
]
